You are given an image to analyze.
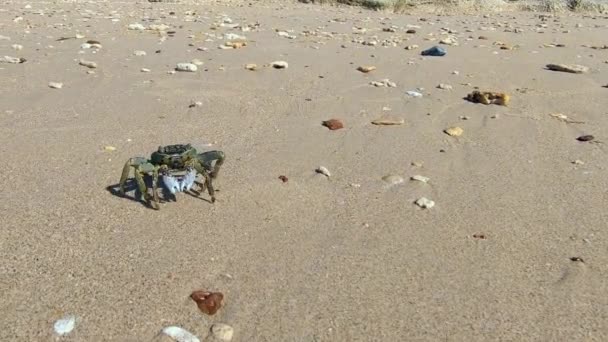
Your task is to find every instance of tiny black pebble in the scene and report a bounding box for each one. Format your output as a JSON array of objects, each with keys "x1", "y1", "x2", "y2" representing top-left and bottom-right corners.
[
  {"x1": 577, "y1": 135, "x2": 594, "y2": 142},
  {"x1": 570, "y1": 257, "x2": 585, "y2": 263},
  {"x1": 439, "y1": 149, "x2": 446, "y2": 153}
]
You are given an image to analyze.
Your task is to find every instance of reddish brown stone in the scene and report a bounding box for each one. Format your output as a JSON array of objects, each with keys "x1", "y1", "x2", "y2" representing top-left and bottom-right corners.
[
  {"x1": 322, "y1": 119, "x2": 344, "y2": 130},
  {"x1": 190, "y1": 291, "x2": 224, "y2": 315}
]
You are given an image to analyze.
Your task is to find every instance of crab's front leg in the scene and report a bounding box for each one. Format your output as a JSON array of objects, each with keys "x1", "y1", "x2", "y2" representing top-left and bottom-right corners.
[
  {"x1": 197, "y1": 150, "x2": 225, "y2": 179},
  {"x1": 191, "y1": 161, "x2": 216, "y2": 203}
]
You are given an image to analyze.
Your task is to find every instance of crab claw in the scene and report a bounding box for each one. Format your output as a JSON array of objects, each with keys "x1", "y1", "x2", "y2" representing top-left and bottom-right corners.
[
  {"x1": 162, "y1": 174, "x2": 180, "y2": 194},
  {"x1": 182, "y1": 168, "x2": 197, "y2": 191}
]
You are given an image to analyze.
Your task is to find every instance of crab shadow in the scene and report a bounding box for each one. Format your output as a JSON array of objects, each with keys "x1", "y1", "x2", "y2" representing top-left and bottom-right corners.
[{"x1": 106, "y1": 176, "x2": 214, "y2": 209}]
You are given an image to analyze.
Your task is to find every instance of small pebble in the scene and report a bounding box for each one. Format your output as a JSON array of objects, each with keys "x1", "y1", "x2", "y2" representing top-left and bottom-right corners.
[
  {"x1": 133, "y1": 50, "x2": 146, "y2": 56},
  {"x1": 79, "y1": 59, "x2": 97, "y2": 69},
  {"x1": 572, "y1": 160, "x2": 584, "y2": 165},
  {"x1": 271, "y1": 61, "x2": 288, "y2": 69},
  {"x1": 576, "y1": 135, "x2": 594, "y2": 142},
  {"x1": 48, "y1": 82, "x2": 63, "y2": 89},
  {"x1": 176, "y1": 63, "x2": 197, "y2": 72},
  {"x1": 210, "y1": 324, "x2": 234, "y2": 342},
  {"x1": 357, "y1": 65, "x2": 376, "y2": 73},
  {"x1": 371, "y1": 117, "x2": 404, "y2": 125},
  {"x1": 546, "y1": 63, "x2": 589, "y2": 74},
  {"x1": 415, "y1": 197, "x2": 435, "y2": 209},
  {"x1": 141, "y1": 68, "x2": 151, "y2": 72},
  {"x1": 410, "y1": 175, "x2": 430, "y2": 183},
  {"x1": 53, "y1": 315, "x2": 76, "y2": 336},
  {"x1": 245, "y1": 63, "x2": 257, "y2": 70},
  {"x1": 316, "y1": 166, "x2": 331, "y2": 177},
  {"x1": 104, "y1": 146, "x2": 116, "y2": 151},
  {"x1": 444, "y1": 126, "x2": 464, "y2": 137},
  {"x1": 161, "y1": 326, "x2": 200, "y2": 342},
  {"x1": 406, "y1": 90, "x2": 423, "y2": 98},
  {"x1": 322, "y1": 119, "x2": 344, "y2": 130},
  {"x1": 437, "y1": 83, "x2": 453, "y2": 90}
]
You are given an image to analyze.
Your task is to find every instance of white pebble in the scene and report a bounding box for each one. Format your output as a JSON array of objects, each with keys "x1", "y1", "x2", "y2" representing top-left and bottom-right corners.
[
  {"x1": 1, "y1": 55, "x2": 22, "y2": 64},
  {"x1": 175, "y1": 63, "x2": 197, "y2": 72},
  {"x1": 406, "y1": 90, "x2": 423, "y2": 98},
  {"x1": 211, "y1": 324, "x2": 234, "y2": 341},
  {"x1": 382, "y1": 175, "x2": 404, "y2": 185},
  {"x1": 133, "y1": 50, "x2": 146, "y2": 56},
  {"x1": 415, "y1": 197, "x2": 435, "y2": 209},
  {"x1": 161, "y1": 326, "x2": 200, "y2": 342},
  {"x1": 128, "y1": 23, "x2": 146, "y2": 31},
  {"x1": 315, "y1": 166, "x2": 331, "y2": 177},
  {"x1": 191, "y1": 59, "x2": 204, "y2": 66},
  {"x1": 410, "y1": 175, "x2": 430, "y2": 183},
  {"x1": 12, "y1": 44, "x2": 23, "y2": 50},
  {"x1": 141, "y1": 68, "x2": 151, "y2": 72},
  {"x1": 271, "y1": 61, "x2": 288, "y2": 69},
  {"x1": 48, "y1": 82, "x2": 63, "y2": 89},
  {"x1": 53, "y1": 315, "x2": 76, "y2": 335}
]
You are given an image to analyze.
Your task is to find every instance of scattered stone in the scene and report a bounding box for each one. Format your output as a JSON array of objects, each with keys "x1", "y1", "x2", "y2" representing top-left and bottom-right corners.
[
  {"x1": 12, "y1": 44, "x2": 23, "y2": 51},
  {"x1": 222, "y1": 41, "x2": 247, "y2": 49},
  {"x1": 1, "y1": 55, "x2": 26, "y2": 64},
  {"x1": 472, "y1": 233, "x2": 486, "y2": 239},
  {"x1": 191, "y1": 59, "x2": 204, "y2": 66},
  {"x1": 569, "y1": 257, "x2": 584, "y2": 263},
  {"x1": 478, "y1": 36, "x2": 489, "y2": 40},
  {"x1": 322, "y1": 119, "x2": 344, "y2": 130},
  {"x1": 437, "y1": 83, "x2": 453, "y2": 90},
  {"x1": 439, "y1": 37, "x2": 458, "y2": 45},
  {"x1": 576, "y1": 135, "x2": 594, "y2": 142},
  {"x1": 546, "y1": 64, "x2": 589, "y2": 74},
  {"x1": 421, "y1": 46, "x2": 446, "y2": 56},
  {"x1": 245, "y1": 63, "x2": 257, "y2": 70},
  {"x1": 161, "y1": 326, "x2": 201, "y2": 342},
  {"x1": 444, "y1": 126, "x2": 464, "y2": 137},
  {"x1": 406, "y1": 29, "x2": 416, "y2": 34},
  {"x1": 79, "y1": 59, "x2": 97, "y2": 69},
  {"x1": 371, "y1": 117, "x2": 405, "y2": 125},
  {"x1": 133, "y1": 50, "x2": 147, "y2": 56},
  {"x1": 104, "y1": 146, "x2": 116, "y2": 151},
  {"x1": 404, "y1": 44, "x2": 419, "y2": 50},
  {"x1": 128, "y1": 23, "x2": 146, "y2": 31},
  {"x1": 410, "y1": 175, "x2": 430, "y2": 183},
  {"x1": 141, "y1": 68, "x2": 151, "y2": 72},
  {"x1": 572, "y1": 160, "x2": 584, "y2": 165},
  {"x1": 54, "y1": 315, "x2": 76, "y2": 336},
  {"x1": 357, "y1": 65, "x2": 376, "y2": 73},
  {"x1": 190, "y1": 291, "x2": 224, "y2": 315},
  {"x1": 210, "y1": 324, "x2": 234, "y2": 342},
  {"x1": 382, "y1": 175, "x2": 404, "y2": 185},
  {"x1": 466, "y1": 91, "x2": 509, "y2": 106},
  {"x1": 176, "y1": 63, "x2": 197, "y2": 72},
  {"x1": 271, "y1": 61, "x2": 288, "y2": 69},
  {"x1": 278, "y1": 175, "x2": 288, "y2": 183},
  {"x1": 315, "y1": 166, "x2": 331, "y2": 177},
  {"x1": 406, "y1": 90, "x2": 423, "y2": 98},
  {"x1": 415, "y1": 197, "x2": 435, "y2": 209},
  {"x1": 48, "y1": 82, "x2": 63, "y2": 89},
  {"x1": 459, "y1": 115, "x2": 470, "y2": 120},
  {"x1": 370, "y1": 79, "x2": 396, "y2": 87}
]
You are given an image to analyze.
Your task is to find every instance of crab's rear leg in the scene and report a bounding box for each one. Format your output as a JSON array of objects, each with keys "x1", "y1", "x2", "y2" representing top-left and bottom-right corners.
[
  {"x1": 198, "y1": 150, "x2": 225, "y2": 179},
  {"x1": 120, "y1": 158, "x2": 159, "y2": 209},
  {"x1": 191, "y1": 162, "x2": 216, "y2": 203}
]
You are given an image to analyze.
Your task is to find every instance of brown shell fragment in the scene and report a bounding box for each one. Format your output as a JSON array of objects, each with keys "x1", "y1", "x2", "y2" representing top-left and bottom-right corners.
[
  {"x1": 190, "y1": 291, "x2": 224, "y2": 315},
  {"x1": 322, "y1": 119, "x2": 344, "y2": 130},
  {"x1": 357, "y1": 66, "x2": 376, "y2": 73}
]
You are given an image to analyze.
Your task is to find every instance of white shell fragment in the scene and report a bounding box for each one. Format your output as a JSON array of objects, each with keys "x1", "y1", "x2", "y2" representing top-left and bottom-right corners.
[
  {"x1": 406, "y1": 90, "x2": 423, "y2": 97},
  {"x1": 315, "y1": 166, "x2": 331, "y2": 177},
  {"x1": 161, "y1": 326, "x2": 201, "y2": 342},
  {"x1": 176, "y1": 63, "x2": 197, "y2": 72},
  {"x1": 54, "y1": 315, "x2": 76, "y2": 335},
  {"x1": 79, "y1": 59, "x2": 97, "y2": 69},
  {"x1": 210, "y1": 324, "x2": 234, "y2": 341},
  {"x1": 415, "y1": 197, "x2": 435, "y2": 209},
  {"x1": 410, "y1": 175, "x2": 430, "y2": 183},
  {"x1": 48, "y1": 82, "x2": 63, "y2": 89}
]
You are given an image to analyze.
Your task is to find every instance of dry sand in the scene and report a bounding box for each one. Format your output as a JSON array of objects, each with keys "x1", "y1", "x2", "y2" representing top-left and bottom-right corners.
[{"x1": 1, "y1": 0, "x2": 608, "y2": 341}]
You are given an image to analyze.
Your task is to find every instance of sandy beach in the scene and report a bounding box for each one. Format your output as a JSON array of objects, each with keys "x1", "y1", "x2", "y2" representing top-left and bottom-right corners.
[{"x1": 1, "y1": 0, "x2": 607, "y2": 340}]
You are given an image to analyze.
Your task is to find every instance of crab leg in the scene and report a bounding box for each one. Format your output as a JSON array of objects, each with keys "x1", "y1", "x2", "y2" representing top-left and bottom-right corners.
[
  {"x1": 191, "y1": 162, "x2": 216, "y2": 203},
  {"x1": 119, "y1": 159, "x2": 134, "y2": 195},
  {"x1": 133, "y1": 168, "x2": 149, "y2": 203},
  {"x1": 150, "y1": 166, "x2": 160, "y2": 210}
]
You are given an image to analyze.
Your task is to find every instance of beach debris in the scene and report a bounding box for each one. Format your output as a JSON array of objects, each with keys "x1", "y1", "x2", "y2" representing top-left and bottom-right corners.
[
  {"x1": 222, "y1": 41, "x2": 247, "y2": 49},
  {"x1": 53, "y1": 315, "x2": 76, "y2": 336},
  {"x1": 128, "y1": 23, "x2": 146, "y2": 31},
  {"x1": 141, "y1": 68, "x2": 151, "y2": 72},
  {"x1": 210, "y1": 324, "x2": 234, "y2": 342},
  {"x1": 1, "y1": 55, "x2": 26, "y2": 64},
  {"x1": 569, "y1": 257, "x2": 584, "y2": 263},
  {"x1": 437, "y1": 83, "x2": 453, "y2": 90},
  {"x1": 278, "y1": 175, "x2": 288, "y2": 183},
  {"x1": 440, "y1": 37, "x2": 457, "y2": 45},
  {"x1": 133, "y1": 50, "x2": 147, "y2": 56},
  {"x1": 271, "y1": 61, "x2": 288, "y2": 69},
  {"x1": 466, "y1": 91, "x2": 509, "y2": 106},
  {"x1": 404, "y1": 44, "x2": 419, "y2": 50},
  {"x1": 576, "y1": 135, "x2": 594, "y2": 142},
  {"x1": 104, "y1": 146, "x2": 117, "y2": 151},
  {"x1": 176, "y1": 63, "x2": 197, "y2": 72},
  {"x1": 444, "y1": 126, "x2": 464, "y2": 137},
  {"x1": 382, "y1": 175, "x2": 404, "y2": 185},
  {"x1": 549, "y1": 113, "x2": 584, "y2": 124},
  {"x1": 406, "y1": 90, "x2": 423, "y2": 98},
  {"x1": 371, "y1": 117, "x2": 404, "y2": 125},
  {"x1": 48, "y1": 82, "x2": 63, "y2": 89},
  {"x1": 572, "y1": 160, "x2": 584, "y2": 165},
  {"x1": 410, "y1": 175, "x2": 430, "y2": 183},
  {"x1": 357, "y1": 65, "x2": 376, "y2": 73},
  {"x1": 472, "y1": 233, "x2": 486, "y2": 239},
  {"x1": 315, "y1": 166, "x2": 331, "y2": 177},
  {"x1": 190, "y1": 290, "x2": 224, "y2": 315},
  {"x1": 245, "y1": 63, "x2": 257, "y2": 70},
  {"x1": 322, "y1": 119, "x2": 344, "y2": 130},
  {"x1": 421, "y1": 46, "x2": 446, "y2": 56},
  {"x1": 12, "y1": 44, "x2": 23, "y2": 51},
  {"x1": 370, "y1": 79, "x2": 397, "y2": 87},
  {"x1": 546, "y1": 64, "x2": 589, "y2": 74},
  {"x1": 415, "y1": 197, "x2": 435, "y2": 209},
  {"x1": 79, "y1": 59, "x2": 97, "y2": 69},
  {"x1": 161, "y1": 326, "x2": 201, "y2": 342}
]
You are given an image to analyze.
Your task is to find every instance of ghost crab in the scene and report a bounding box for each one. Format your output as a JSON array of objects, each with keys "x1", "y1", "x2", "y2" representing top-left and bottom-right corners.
[{"x1": 118, "y1": 144, "x2": 225, "y2": 209}]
